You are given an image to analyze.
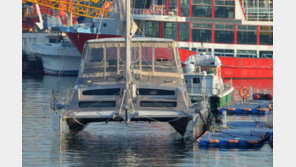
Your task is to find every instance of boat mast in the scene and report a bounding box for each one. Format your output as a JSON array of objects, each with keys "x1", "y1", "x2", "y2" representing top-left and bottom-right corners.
[
  {"x1": 124, "y1": 0, "x2": 132, "y2": 124},
  {"x1": 125, "y1": 0, "x2": 131, "y2": 88}
]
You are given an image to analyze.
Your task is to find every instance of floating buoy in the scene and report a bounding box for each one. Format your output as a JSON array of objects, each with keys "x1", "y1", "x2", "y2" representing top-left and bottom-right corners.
[
  {"x1": 228, "y1": 140, "x2": 239, "y2": 143},
  {"x1": 242, "y1": 108, "x2": 252, "y2": 112},
  {"x1": 227, "y1": 108, "x2": 236, "y2": 111},
  {"x1": 209, "y1": 140, "x2": 219, "y2": 144},
  {"x1": 247, "y1": 140, "x2": 258, "y2": 144},
  {"x1": 258, "y1": 108, "x2": 269, "y2": 112}
]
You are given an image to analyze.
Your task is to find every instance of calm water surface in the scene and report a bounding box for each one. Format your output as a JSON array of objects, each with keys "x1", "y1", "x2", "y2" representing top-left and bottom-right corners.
[{"x1": 22, "y1": 75, "x2": 273, "y2": 167}]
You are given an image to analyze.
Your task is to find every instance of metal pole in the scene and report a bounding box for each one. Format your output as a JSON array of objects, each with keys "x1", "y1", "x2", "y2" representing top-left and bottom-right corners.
[
  {"x1": 125, "y1": 0, "x2": 131, "y2": 89},
  {"x1": 124, "y1": 0, "x2": 131, "y2": 124}
]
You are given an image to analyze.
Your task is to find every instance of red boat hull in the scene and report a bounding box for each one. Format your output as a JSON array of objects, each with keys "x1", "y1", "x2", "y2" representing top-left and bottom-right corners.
[
  {"x1": 67, "y1": 32, "x2": 120, "y2": 54},
  {"x1": 218, "y1": 57, "x2": 273, "y2": 79},
  {"x1": 66, "y1": 32, "x2": 273, "y2": 79}
]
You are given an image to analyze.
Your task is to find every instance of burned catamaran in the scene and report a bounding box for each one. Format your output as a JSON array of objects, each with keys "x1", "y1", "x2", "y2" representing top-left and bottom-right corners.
[{"x1": 53, "y1": 37, "x2": 210, "y2": 137}]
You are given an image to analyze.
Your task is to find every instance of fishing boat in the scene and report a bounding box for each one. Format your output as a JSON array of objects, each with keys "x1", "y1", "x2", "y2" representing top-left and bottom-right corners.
[
  {"x1": 183, "y1": 53, "x2": 234, "y2": 112},
  {"x1": 64, "y1": 0, "x2": 273, "y2": 79},
  {"x1": 31, "y1": 33, "x2": 81, "y2": 75}
]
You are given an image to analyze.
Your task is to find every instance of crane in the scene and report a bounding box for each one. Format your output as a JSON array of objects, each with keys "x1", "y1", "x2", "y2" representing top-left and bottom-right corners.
[{"x1": 23, "y1": 0, "x2": 111, "y2": 18}]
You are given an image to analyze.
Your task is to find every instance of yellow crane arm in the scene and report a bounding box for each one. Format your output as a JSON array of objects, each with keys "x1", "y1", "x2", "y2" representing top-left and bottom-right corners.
[{"x1": 24, "y1": 0, "x2": 108, "y2": 18}]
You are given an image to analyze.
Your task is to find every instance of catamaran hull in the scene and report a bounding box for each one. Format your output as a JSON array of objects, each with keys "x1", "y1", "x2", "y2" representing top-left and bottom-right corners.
[{"x1": 60, "y1": 109, "x2": 210, "y2": 138}]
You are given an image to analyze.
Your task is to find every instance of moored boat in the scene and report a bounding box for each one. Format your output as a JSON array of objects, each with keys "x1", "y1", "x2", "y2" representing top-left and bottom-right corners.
[
  {"x1": 52, "y1": 37, "x2": 210, "y2": 138},
  {"x1": 183, "y1": 53, "x2": 234, "y2": 112},
  {"x1": 31, "y1": 33, "x2": 81, "y2": 75}
]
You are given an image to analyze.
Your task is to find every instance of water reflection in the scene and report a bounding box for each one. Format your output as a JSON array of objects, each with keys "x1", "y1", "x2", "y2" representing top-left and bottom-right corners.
[
  {"x1": 59, "y1": 122, "x2": 191, "y2": 166},
  {"x1": 23, "y1": 75, "x2": 273, "y2": 166}
]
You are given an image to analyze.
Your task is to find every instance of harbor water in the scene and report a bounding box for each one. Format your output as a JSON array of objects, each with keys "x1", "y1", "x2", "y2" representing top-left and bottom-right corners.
[{"x1": 22, "y1": 75, "x2": 273, "y2": 166}]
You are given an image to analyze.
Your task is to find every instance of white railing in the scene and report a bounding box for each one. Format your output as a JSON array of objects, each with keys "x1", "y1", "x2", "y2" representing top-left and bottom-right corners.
[
  {"x1": 241, "y1": 0, "x2": 273, "y2": 21},
  {"x1": 131, "y1": 8, "x2": 178, "y2": 17}
]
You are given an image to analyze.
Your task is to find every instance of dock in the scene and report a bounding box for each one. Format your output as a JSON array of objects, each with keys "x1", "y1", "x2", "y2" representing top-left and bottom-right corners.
[
  {"x1": 218, "y1": 100, "x2": 272, "y2": 114},
  {"x1": 196, "y1": 121, "x2": 273, "y2": 148}
]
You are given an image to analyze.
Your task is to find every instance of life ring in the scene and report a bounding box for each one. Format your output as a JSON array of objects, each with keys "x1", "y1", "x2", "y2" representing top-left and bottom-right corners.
[
  {"x1": 239, "y1": 86, "x2": 250, "y2": 99},
  {"x1": 159, "y1": 5, "x2": 166, "y2": 14},
  {"x1": 149, "y1": 5, "x2": 158, "y2": 14}
]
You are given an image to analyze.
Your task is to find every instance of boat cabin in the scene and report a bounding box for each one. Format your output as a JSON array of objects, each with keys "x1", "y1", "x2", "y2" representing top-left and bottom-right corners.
[{"x1": 183, "y1": 54, "x2": 223, "y2": 97}]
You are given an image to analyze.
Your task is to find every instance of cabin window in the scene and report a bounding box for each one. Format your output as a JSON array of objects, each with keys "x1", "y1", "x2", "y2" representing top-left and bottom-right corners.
[
  {"x1": 82, "y1": 88, "x2": 120, "y2": 96},
  {"x1": 155, "y1": 47, "x2": 178, "y2": 73},
  {"x1": 180, "y1": 0, "x2": 189, "y2": 16},
  {"x1": 145, "y1": 21, "x2": 159, "y2": 37},
  {"x1": 192, "y1": 23, "x2": 212, "y2": 42},
  {"x1": 192, "y1": 0, "x2": 212, "y2": 17},
  {"x1": 214, "y1": 0, "x2": 235, "y2": 18},
  {"x1": 237, "y1": 25, "x2": 257, "y2": 44},
  {"x1": 180, "y1": 22, "x2": 189, "y2": 41},
  {"x1": 193, "y1": 78, "x2": 200, "y2": 84},
  {"x1": 138, "y1": 88, "x2": 175, "y2": 95},
  {"x1": 259, "y1": 51, "x2": 273, "y2": 58},
  {"x1": 214, "y1": 24, "x2": 235, "y2": 43},
  {"x1": 140, "y1": 101, "x2": 177, "y2": 107},
  {"x1": 260, "y1": 26, "x2": 273, "y2": 45},
  {"x1": 106, "y1": 47, "x2": 118, "y2": 72},
  {"x1": 87, "y1": 48, "x2": 104, "y2": 63},
  {"x1": 79, "y1": 101, "x2": 116, "y2": 108},
  {"x1": 214, "y1": 49, "x2": 234, "y2": 57},
  {"x1": 49, "y1": 38, "x2": 61, "y2": 43},
  {"x1": 163, "y1": 22, "x2": 177, "y2": 40}
]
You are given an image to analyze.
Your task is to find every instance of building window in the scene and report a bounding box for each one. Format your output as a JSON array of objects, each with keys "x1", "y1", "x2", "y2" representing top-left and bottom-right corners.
[
  {"x1": 132, "y1": 0, "x2": 151, "y2": 9},
  {"x1": 237, "y1": 25, "x2": 257, "y2": 44},
  {"x1": 259, "y1": 51, "x2": 273, "y2": 58},
  {"x1": 163, "y1": 22, "x2": 177, "y2": 39},
  {"x1": 169, "y1": 0, "x2": 178, "y2": 9},
  {"x1": 260, "y1": 26, "x2": 273, "y2": 45},
  {"x1": 192, "y1": 23, "x2": 212, "y2": 42},
  {"x1": 237, "y1": 50, "x2": 257, "y2": 58},
  {"x1": 214, "y1": 0, "x2": 235, "y2": 18},
  {"x1": 181, "y1": 0, "x2": 189, "y2": 16},
  {"x1": 145, "y1": 21, "x2": 159, "y2": 37},
  {"x1": 192, "y1": 0, "x2": 212, "y2": 17},
  {"x1": 180, "y1": 22, "x2": 189, "y2": 41},
  {"x1": 214, "y1": 49, "x2": 234, "y2": 57},
  {"x1": 214, "y1": 24, "x2": 234, "y2": 43}
]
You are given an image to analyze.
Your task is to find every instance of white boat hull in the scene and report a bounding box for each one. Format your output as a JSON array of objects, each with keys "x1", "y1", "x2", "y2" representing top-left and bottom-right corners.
[
  {"x1": 40, "y1": 54, "x2": 81, "y2": 75},
  {"x1": 31, "y1": 40, "x2": 82, "y2": 75}
]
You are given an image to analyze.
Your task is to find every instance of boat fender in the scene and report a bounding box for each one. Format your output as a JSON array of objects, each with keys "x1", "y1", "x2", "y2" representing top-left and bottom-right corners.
[{"x1": 253, "y1": 94, "x2": 260, "y2": 100}]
